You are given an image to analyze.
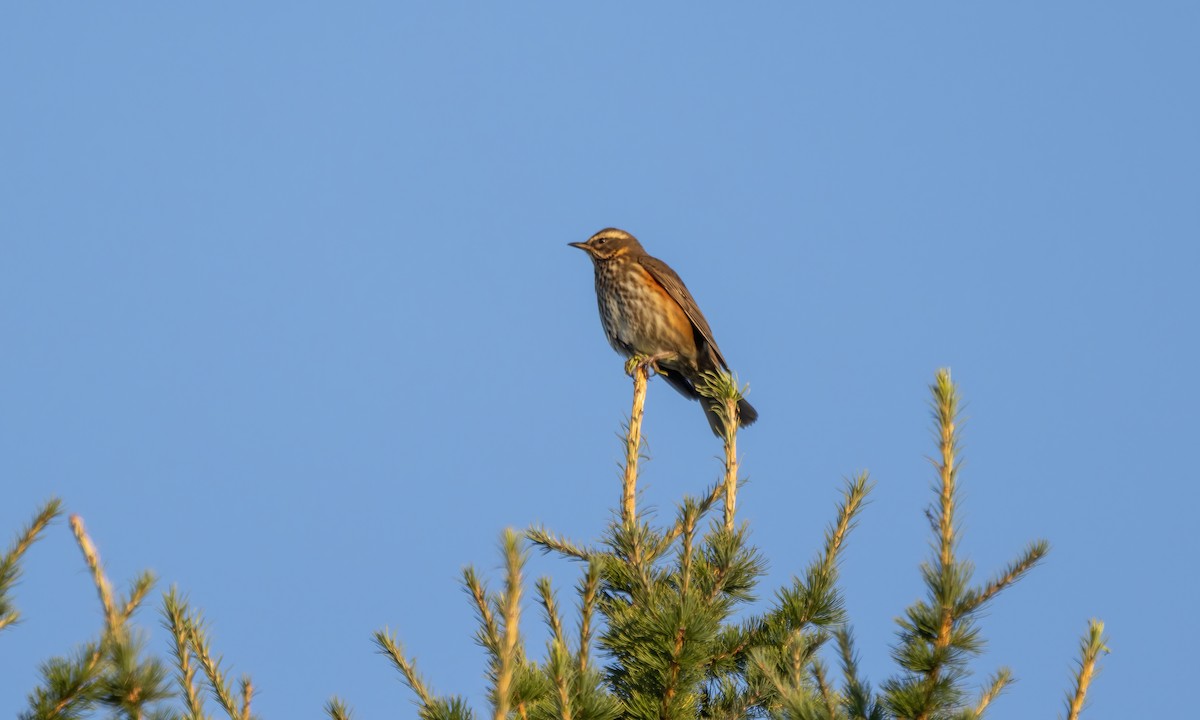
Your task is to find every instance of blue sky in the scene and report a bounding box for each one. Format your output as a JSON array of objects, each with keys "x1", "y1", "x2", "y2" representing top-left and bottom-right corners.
[{"x1": 2, "y1": 4, "x2": 1197, "y2": 718}]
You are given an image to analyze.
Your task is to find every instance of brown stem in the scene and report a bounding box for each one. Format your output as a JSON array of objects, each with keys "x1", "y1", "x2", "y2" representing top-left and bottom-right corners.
[
  {"x1": 722, "y1": 397, "x2": 739, "y2": 532},
  {"x1": 623, "y1": 362, "x2": 648, "y2": 527}
]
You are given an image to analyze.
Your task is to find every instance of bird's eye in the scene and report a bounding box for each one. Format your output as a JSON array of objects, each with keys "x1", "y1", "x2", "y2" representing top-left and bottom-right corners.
[{"x1": 595, "y1": 238, "x2": 607, "y2": 245}]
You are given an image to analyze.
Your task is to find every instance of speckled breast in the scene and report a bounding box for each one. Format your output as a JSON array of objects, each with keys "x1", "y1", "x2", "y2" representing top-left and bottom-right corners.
[{"x1": 593, "y1": 260, "x2": 697, "y2": 363}]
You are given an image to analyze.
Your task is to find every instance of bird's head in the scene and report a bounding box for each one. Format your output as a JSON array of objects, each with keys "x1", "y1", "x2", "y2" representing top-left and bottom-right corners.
[{"x1": 569, "y1": 228, "x2": 645, "y2": 262}]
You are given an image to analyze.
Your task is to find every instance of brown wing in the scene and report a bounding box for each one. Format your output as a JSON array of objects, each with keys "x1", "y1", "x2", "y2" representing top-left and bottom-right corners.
[{"x1": 638, "y1": 255, "x2": 730, "y2": 371}]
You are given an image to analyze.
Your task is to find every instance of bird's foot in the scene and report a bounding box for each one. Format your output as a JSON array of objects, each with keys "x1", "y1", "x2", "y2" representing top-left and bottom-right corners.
[{"x1": 625, "y1": 352, "x2": 677, "y2": 378}]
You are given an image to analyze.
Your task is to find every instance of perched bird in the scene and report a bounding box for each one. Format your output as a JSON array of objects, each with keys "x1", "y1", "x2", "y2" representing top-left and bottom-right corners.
[{"x1": 569, "y1": 227, "x2": 758, "y2": 436}]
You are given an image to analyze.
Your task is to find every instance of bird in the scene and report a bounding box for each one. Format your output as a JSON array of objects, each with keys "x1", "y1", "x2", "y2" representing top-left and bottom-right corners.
[{"x1": 569, "y1": 227, "x2": 758, "y2": 436}]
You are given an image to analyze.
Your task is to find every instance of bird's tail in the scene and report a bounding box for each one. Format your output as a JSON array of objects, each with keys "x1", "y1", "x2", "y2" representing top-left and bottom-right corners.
[
  {"x1": 659, "y1": 367, "x2": 758, "y2": 437},
  {"x1": 701, "y1": 397, "x2": 758, "y2": 437},
  {"x1": 736, "y1": 398, "x2": 759, "y2": 426}
]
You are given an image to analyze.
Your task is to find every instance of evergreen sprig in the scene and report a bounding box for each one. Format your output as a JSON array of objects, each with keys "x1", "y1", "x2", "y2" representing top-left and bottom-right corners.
[
  {"x1": 880, "y1": 369, "x2": 1050, "y2": 720},
  {"x1": 696, "y1": 371, "x2": 750, "y2": 531},
  {"x1": 325, "y1": 697, "x2": 354, "y2": 720},
  {"x1": 0, "y1": 498, "x2": 62, "y2": 634},
  {"x1": 163, "y1": 588, "x2": 206, "y2": 720},
  {"x1": 160, "y1": 585, "x2": 260, "y2": 720},
  {"x1": 374, "y1": 628, "x2": 473, "y2": 720},
  {"x1": 22, "y1": 513, "x2": 174, "y2": 720},
  {"x1": 1064, "y1": 620, "x2": 1108, "y2": 720}
]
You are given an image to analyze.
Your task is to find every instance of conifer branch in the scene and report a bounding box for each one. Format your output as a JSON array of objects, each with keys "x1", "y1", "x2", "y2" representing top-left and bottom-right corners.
[
  {"x1": 69, "y1": 514, "x2": 120, "y2": 636},
  {"x1": 882, "y1": 371, "x2": 972, "y2": 719},
  {"x1": 723, "y1": 422, "x2": 738, "y2": 533},
  {"x1": 463, "y1": 567, "x2": 502, "y2": 658},
  {"x1": 552, "y1": 661, "x2": 573, "y2": 720},
  {"x1": 661, "y1": 625, "x2": 687, "y2": 719},
  {"x1": 325, "y1": 697, "x2": 354, "y2": 720},
  {"x1": 747, "y1": 641, "x2": 825, "y2": 718},
  {"x1": 663, "y1": 480, "x2": 724, "y2": 546},
  {"x1": 920, "y1": 369, "x2": 963, "y2": 720},
  {"x1": 24, "y1": 640, "x2": 106, "y2": 719},
  {"x1": 720, "y1": 388, "x2": 740, "y2": 534},
  {"x1": 883, "y1": 370, "x2": 1055, "y2": 720},
  {"x1": 239, "y1": 675, "x2": 255, "y2": 720},
  {"x1": 747, "y1": 645, "x2": 789, "y2": 698},
  {"x1": 536, "y1": 577, "x2": 567, "y2": 651},
  {"x1": 837, "y1": 626, "x2": 881, "y2": 720},
  {"x1": 1065, "y1": 619, "x2": 1108, "y2": 720},
  {"x1": 0, "y1": 497, "x2": 62, "y2": 633},
  {"x1": 104, "y1": 631, "x2": 174, "y2": 718},
  {"x1": 162, "y1": 588, "x2": 205, "y2": 720},
  {"x1": 186, "y1": 614, "x2": 243, "y2": 719},
  {"x1": 761, "y1": 475, "x2": 869, "y2": 646},
  {"x1": 705, "y1": 623, "x2": 760, "y2": 670},
  {"x1": 823, "y1": 473, "x2": 873, "y2": 578},
  {"x1": 678, "y1": 500, "x2": 699, "y2": 598},
  {"x1": 578, "y1": 560, "x2": 600, "y2": 674},
  {"x1": 697, "y1": 371, "x2": 748, "y2": 532},
  {"x1": 932, "y1": 369, "x2": 959, "y2": 573},
  {"x1": 811, "y1": 659, "x2": 839, "y2": 719},
  {"x1": 973, "y1": 667, "x2": 1012, "y2": 718},
  {"x1": 622, "y1": 358, "x2": 650, "y2": 528},
  {"x1": 22, "y1": 516, "x2": 171, "y2": 719},
  {"x1": 785, "y1": 630, "x2": 809, "y2": 689},
  {"x1": 526, "y1": 526, "x2": 591, "y2": 561},
  {"x1": 373, "y1": 629, "x2": 435, "y2": 708},
  {"x1": 538, "y1": 579, "x2": 575, "y2": 720},
  {"x1": 494, "y1": 529, "x2": 526, "y2": 720},
  {"x1": 963, "y1": 541, "x2": 1050, "y2": 614},
  {"x1": 120, "y1": 570, "x2": 157, "y2": 625},
  {"x1": 607, "y1": 522, "x2": 661, "y2": 596}
]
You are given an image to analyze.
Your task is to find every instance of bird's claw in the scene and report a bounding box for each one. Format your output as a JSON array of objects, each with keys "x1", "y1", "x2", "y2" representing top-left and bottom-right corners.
[{"x1": 625, "y1": 353, "x2": 676, "y2": 378}]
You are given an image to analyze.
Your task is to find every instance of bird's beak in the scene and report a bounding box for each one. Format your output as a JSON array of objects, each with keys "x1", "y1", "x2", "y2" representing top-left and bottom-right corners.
[{"x1": 568, "y1": 241, "x2": 589, "y2": 251}]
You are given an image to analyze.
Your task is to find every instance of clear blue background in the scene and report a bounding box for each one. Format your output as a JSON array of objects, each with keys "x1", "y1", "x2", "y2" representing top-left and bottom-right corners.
[{"x1": 3, "y1": 4, "x2": 1196, "y2": 718}]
